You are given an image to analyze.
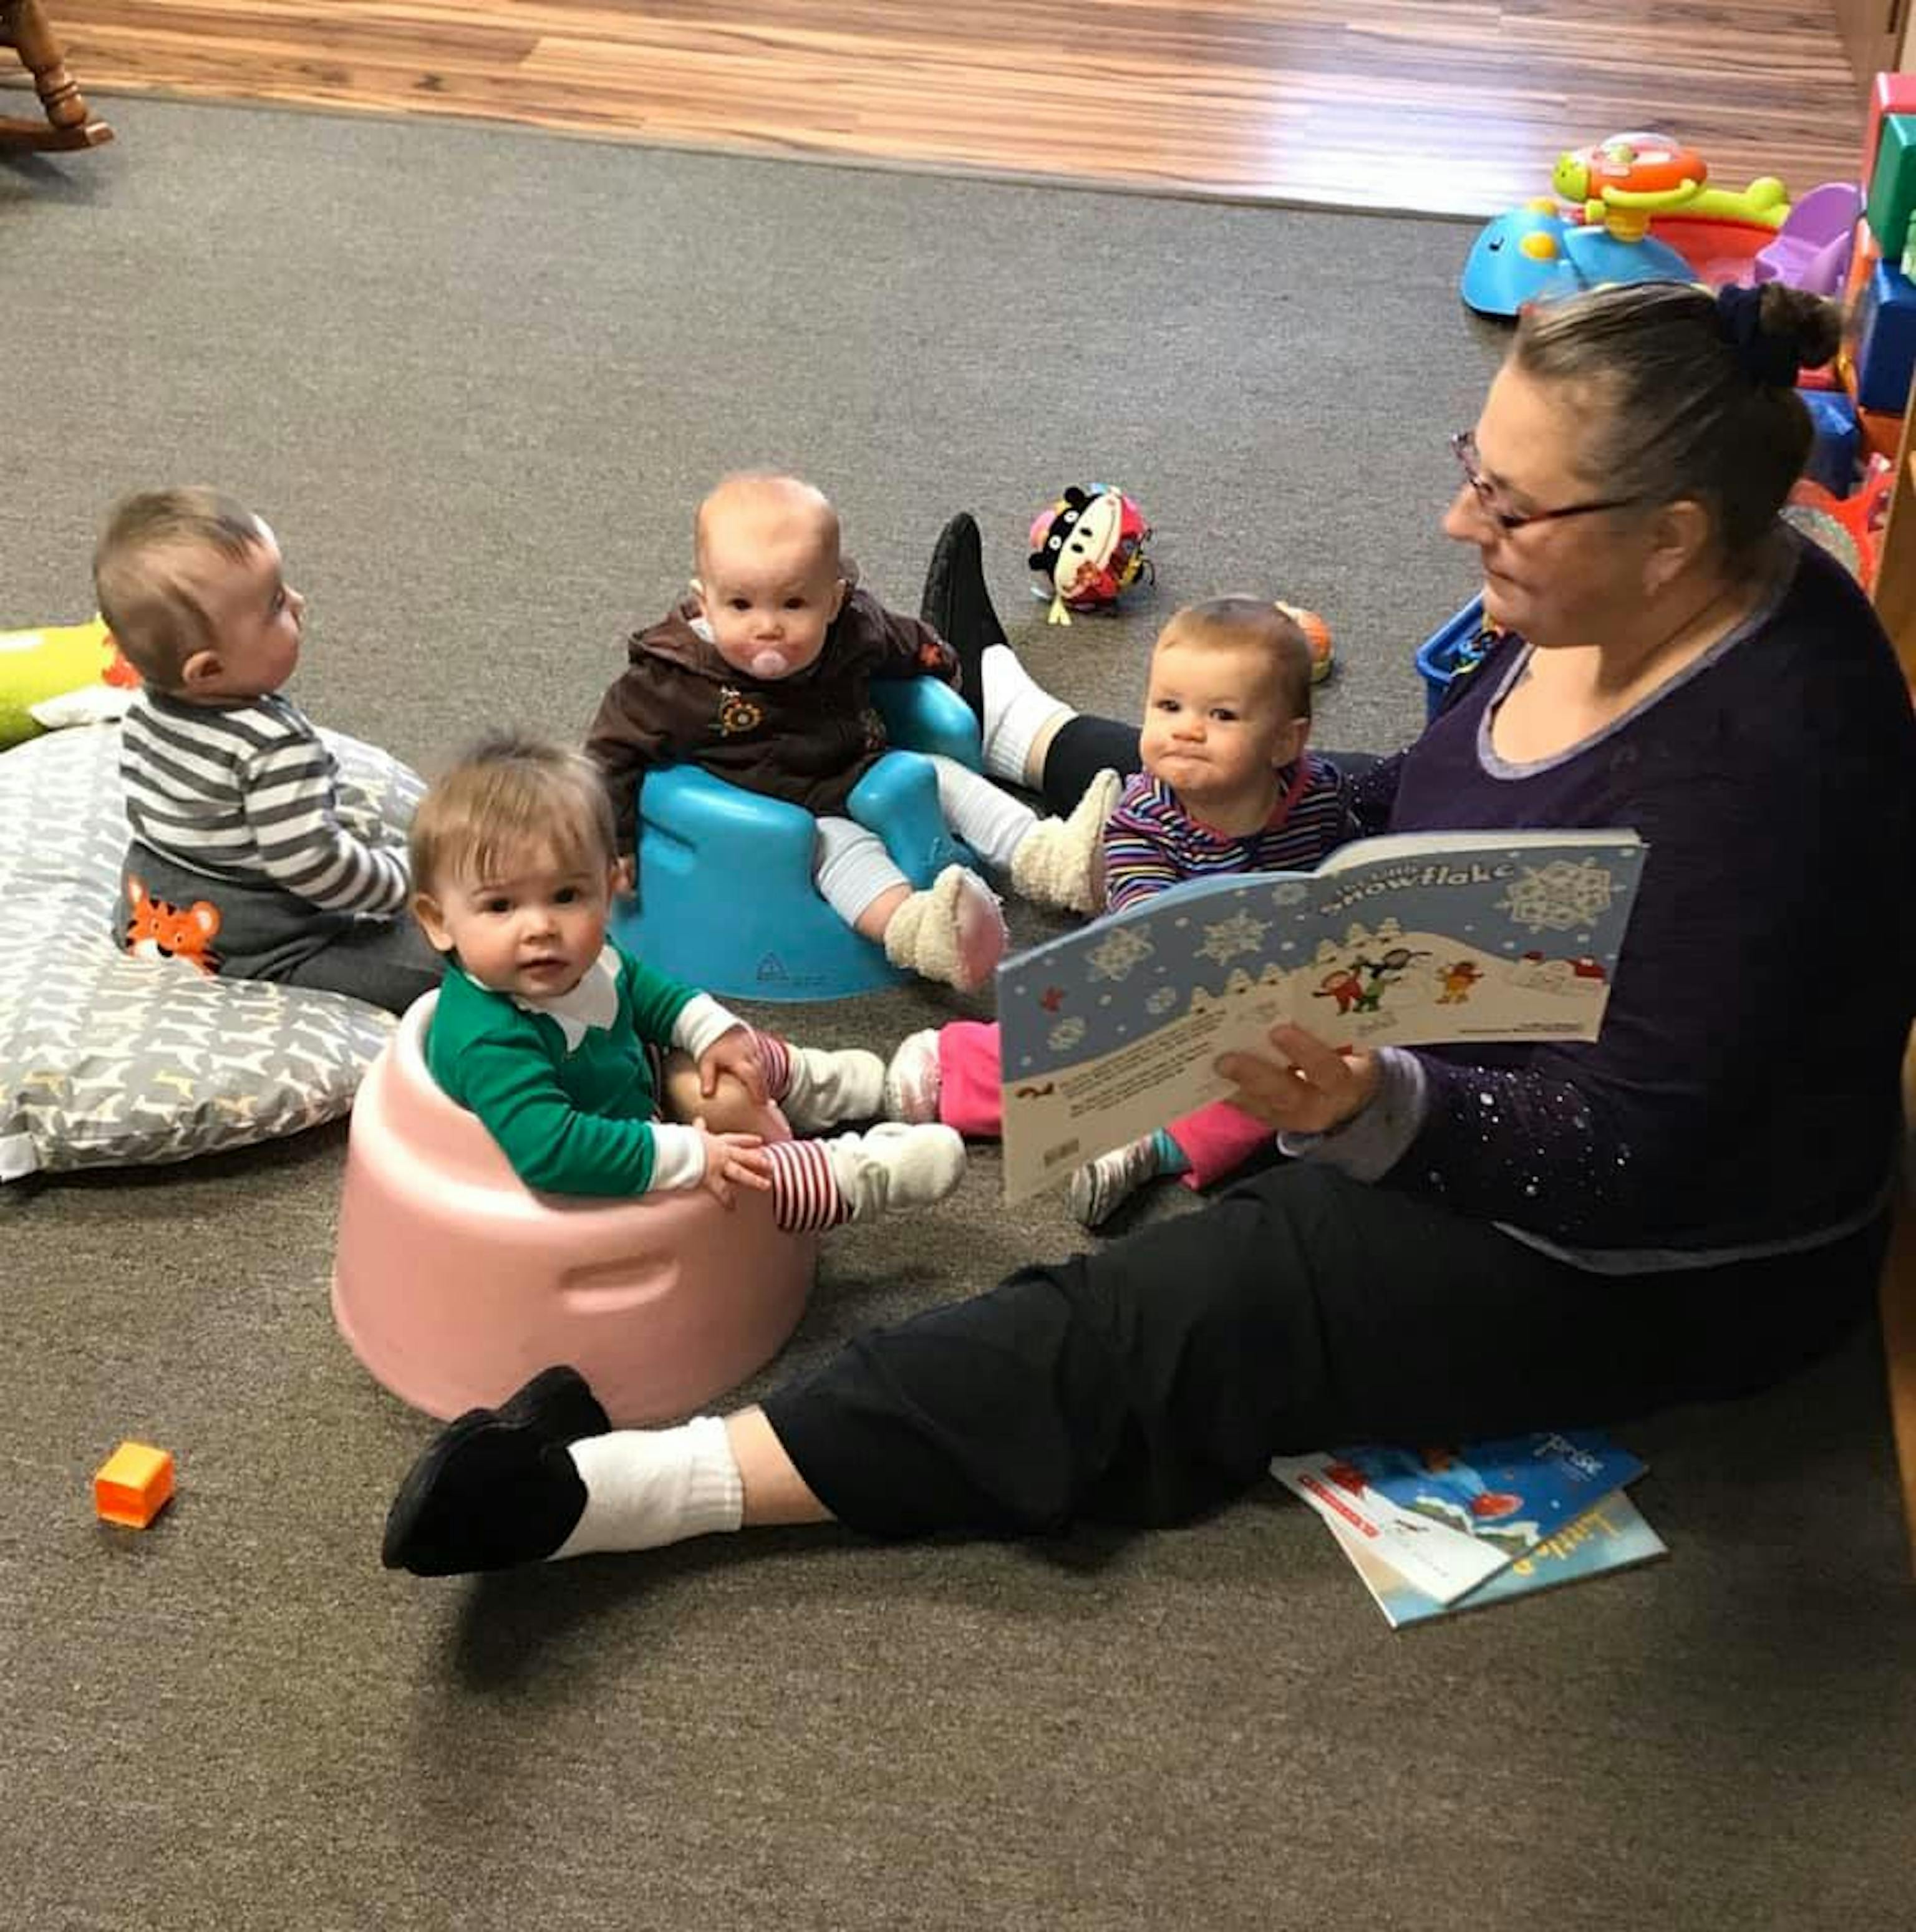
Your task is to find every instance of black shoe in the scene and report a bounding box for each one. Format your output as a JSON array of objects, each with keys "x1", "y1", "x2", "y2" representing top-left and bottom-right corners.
[
  {"x1": 496, "y1": 1364, "x2": 610, "y2": 1446},
  {"x1": 919, "y1": 511, "x2": 1005, "y2": 716},
  {"x1": 380, "y1": 1379, "x2": 595, "y2": 1577}
]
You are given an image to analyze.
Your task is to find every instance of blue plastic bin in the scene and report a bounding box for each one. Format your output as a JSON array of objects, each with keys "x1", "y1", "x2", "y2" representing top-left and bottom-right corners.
[
  {"x1": 1414, "y1": 596, "x2": 1490, "y2": 722},
  {"x1": 1802, "y1": 389, "x2": 1861, "y2": 497},
  {"x1": 610, "y1": 677, "x2": 982, "y2": 1003}
]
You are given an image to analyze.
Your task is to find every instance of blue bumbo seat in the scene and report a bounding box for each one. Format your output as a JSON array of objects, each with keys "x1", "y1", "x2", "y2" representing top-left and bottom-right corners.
[{"x1": 610, "y1": 677, "x2": 983, "y2": 1002}]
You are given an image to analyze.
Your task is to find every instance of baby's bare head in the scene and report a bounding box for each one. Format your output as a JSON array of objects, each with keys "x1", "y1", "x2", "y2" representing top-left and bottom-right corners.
[
  {"x1": 93, "y1": 486, "x2": 276, "y2": 690},
  {"x1": 694, "y1": 473, "x2": 839, "y2": 581},
  {"x1": 1153, "y1": 597, "x2": 1317, "y2": 725}
]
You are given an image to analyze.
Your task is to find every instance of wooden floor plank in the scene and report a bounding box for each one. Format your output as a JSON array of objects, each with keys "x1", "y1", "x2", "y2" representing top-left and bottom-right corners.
[{"x1": 14, "y1": 0, "x2": 1871, "y2": 216}]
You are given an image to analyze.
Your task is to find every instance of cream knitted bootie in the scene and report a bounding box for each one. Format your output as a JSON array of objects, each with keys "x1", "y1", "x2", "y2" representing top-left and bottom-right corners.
[
  {"x1": 882, "y1": 864, "x2": 1007, "y2": 992},
  {"x1": 1009, "y1": 768, "x2": 1123, "y2": 914}
]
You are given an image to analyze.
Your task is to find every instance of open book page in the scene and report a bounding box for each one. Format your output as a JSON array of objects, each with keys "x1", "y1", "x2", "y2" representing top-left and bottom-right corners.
[
  {"x1": 1328, "y1": 1432, "x2": 1647, "y2": 1545},
  {"x1": 1323, "y1": 1491, "x2": 1667, "y2": 1630},
  {"x1": 1274, "y1": 1431, "x2": 1651, "y2": 1620},
  {"x1": 998, "y1": 829, "x2": 1645, "y2": 1201},
  {"x1": 1270, "y1": 1454, "x2": 1512, "y2": 1605}
]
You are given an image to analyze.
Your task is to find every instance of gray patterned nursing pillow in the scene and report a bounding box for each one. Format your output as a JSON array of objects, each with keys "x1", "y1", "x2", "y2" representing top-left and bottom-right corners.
[{"x1": 0, "y1": 723, "x2": 421, "y2": 1179}]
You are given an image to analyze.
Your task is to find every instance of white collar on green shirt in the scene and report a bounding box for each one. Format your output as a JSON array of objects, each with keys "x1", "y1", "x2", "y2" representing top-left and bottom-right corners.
[{"x1": 497, "y1": 942, "x2": 621, "y2": 1052}]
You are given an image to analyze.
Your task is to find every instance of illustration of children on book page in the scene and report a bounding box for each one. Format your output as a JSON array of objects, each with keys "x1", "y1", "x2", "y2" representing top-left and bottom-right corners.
[
  {"x1": 997, "y1": 832, "x2": 1645, "y2": 1200},
  {"x1": 1310, "y1": 934, "x2": 1431, "y2": 1017}
]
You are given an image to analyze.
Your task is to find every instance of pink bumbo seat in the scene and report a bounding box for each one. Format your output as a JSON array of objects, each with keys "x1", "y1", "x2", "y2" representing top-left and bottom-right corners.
[{"x1": 331, "y1": 992, "x2": 818, "y2": 1425}]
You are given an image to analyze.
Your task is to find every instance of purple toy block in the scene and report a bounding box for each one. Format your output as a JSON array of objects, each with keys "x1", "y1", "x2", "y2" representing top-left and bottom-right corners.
[{"x1": 1754, "y1": 182, "x2": 1860, "y2": 296}]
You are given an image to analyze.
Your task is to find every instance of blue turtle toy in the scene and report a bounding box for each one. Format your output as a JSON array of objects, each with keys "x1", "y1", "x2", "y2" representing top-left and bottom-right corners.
[{"x1": 1461, "y1": 197, "x2": 1694, "y2": 320}]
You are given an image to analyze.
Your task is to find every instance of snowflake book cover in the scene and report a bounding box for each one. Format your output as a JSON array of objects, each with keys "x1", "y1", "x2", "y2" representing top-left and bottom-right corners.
[{"x1": 997, "y1": 828, "x2": 1645, "y2": 1201}]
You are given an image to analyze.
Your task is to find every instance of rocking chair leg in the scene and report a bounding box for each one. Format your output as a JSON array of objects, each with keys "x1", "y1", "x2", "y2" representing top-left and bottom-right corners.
[{"x1": 0, "y1": 0, "x2": 114, "y2": 151}]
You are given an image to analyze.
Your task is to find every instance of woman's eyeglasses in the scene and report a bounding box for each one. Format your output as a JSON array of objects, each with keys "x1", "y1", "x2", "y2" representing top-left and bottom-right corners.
[{"x1": 1449, "y1": 431, "x2": 1640, "y2": 533}]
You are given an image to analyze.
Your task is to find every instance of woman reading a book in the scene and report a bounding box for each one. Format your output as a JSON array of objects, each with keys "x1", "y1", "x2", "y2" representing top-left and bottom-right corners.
[{"x1": 383, "y1": 281, "x2": 1916, "y2": 1581}]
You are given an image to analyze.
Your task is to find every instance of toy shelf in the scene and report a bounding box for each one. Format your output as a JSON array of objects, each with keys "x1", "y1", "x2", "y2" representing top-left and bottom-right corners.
[
  {"x1": 1865, "y1": 349, "x2": 1916, "y2": 1577},
  {"x1": 1872, "y1": 343, "x2": 1916, "y2": 687}
]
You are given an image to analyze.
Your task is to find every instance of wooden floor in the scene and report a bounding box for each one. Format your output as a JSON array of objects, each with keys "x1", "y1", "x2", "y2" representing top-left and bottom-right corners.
[{"x1": 17, "y1": 1, "x2": 1877, "y2": 218}]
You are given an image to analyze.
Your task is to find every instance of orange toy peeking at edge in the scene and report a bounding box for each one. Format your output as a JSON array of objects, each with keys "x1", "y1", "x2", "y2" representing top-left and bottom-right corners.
[{"x1": 1275, "y1": 601, "x2": 1335, "y2": 685}]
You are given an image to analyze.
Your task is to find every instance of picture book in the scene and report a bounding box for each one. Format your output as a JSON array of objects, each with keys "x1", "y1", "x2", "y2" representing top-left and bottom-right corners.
[
  {"x1": 997, "y1": 828, "x2": 1645, "y2": 1201},
  {"x1": 1323, "y1": 1490, "x2": 1668, "y2": 1630},
  {"x1": 1268, "y1": 1455, "x2": 1510, "y2": 1605},
  {"x1": 1270, "y1": 1430, "x2": 1650, "y2": 1613}
]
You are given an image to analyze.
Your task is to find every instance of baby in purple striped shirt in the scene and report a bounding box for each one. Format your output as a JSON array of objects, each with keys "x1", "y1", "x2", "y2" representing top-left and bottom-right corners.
[
  {"x1": 1103, "y1": 596, "x2": 1353, "y2": 914},
  {"x1": 885, "y1": 597, "x2": 1357, "y2": 1227}
]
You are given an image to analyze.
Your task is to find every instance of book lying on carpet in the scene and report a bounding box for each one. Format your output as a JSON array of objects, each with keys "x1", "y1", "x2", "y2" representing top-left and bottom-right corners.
[
  {"x1": 996, "y1": 829, "x2": 1645, "y2": 1202},
  {"x1": 1268, "y1": 1431, "x2": 1648, "y2": 1611},
  {"x1": 1322, "y1": 1489, "x2": 1668, "y2": 1629},
  {"x1": 1274, "y1": 1429, "x2": 1645, "y2": 1623}
]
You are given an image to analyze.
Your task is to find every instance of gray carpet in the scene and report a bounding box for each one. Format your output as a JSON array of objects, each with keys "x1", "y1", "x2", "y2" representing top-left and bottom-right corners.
[{"x1": 3, "y1": 95, "x2": 1914, "y2": 1932}]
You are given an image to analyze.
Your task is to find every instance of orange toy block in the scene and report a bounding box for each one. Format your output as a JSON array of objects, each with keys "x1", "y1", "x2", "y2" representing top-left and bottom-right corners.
[
  {"x1": 1859, "y1": 406, "x2": 1904, "y2": 463},
  {"x1": 1844, "y1": 223, "x2": 1883, "y2": 314},
  {"x1": 93, "y1": 1441, "x2": 175, "y2": 1528}
]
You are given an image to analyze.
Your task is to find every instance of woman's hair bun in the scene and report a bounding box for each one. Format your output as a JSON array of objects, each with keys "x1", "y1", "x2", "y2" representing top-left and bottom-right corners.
[
  {"x1": 1715, "y1": 282, "x2": 1841, "y2": 386},
  {"x1": 1754, "y1": 282, "x2": 1842, "y2": 376}
]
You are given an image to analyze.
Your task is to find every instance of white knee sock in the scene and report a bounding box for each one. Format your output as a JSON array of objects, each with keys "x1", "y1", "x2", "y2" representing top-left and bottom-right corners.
[
  {"x1": 980, "y1": 644, "x2": 1073, "y2": 786},
  {"x1": 929, "y1": 755, "x2": 1038, "y2": 870},
  {"x1": 777, "y1": 1041, "x2": 885, "y2": 1131},
  {"x1": 553, "y1": 1416, "x2": 744, "y2": 1558},
  {"x1": 813, "y1": 816, "x2": 909, "y2": 925}
]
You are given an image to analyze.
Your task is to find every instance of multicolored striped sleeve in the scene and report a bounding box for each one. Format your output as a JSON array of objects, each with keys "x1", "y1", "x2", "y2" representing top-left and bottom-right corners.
[{"x1": 1101, "y1": 816, "x2": 1184, "y2": 911}]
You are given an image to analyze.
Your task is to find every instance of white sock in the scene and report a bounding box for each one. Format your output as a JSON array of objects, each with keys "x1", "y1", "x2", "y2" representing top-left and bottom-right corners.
[
  {"x1": 929, "y1": 755, "x2": 1038, "y2": 870},
  {"x1": 980, "y1": 644, "x2": 1073, "y2": 786},
  {"x1": 781, "y1": 1043, "x2": 884, "y2": 1132},
  {"x1": 822, "y1": 1122, "x2": 966, "y2": 1219},
  {"x1": 554, "y1": 1415, "x2": 744, "y2": 1558}
]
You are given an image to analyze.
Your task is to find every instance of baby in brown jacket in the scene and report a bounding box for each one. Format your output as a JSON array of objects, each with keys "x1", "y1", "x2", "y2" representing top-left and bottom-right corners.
[{"x1": 586, "y1": 474, "x2": 1117, "y2": 990}]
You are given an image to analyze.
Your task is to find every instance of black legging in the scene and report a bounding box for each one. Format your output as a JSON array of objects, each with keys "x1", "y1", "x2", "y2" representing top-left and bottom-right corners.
[
  {"x1": 763, "y1": 1164, "x2": 1885, "y2": 1538},
  {"x1": 1040, "y1": 714, "x2": 1142, "y2": 817}
]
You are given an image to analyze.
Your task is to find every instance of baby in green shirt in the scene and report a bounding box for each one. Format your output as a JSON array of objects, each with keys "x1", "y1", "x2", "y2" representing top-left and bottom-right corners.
[{"x1": 409, "y1": 732, "x2": 964, "y2": 1229}]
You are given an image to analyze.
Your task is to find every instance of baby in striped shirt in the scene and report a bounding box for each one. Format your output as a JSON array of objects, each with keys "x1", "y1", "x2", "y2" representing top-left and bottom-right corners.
[
  {"x1": 95, "y1": 488, "x2": 443, "y2": 1013},
  {"x1": 885, "y1": 596, "x2": 1357, "y2": 1227}
]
